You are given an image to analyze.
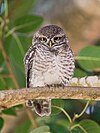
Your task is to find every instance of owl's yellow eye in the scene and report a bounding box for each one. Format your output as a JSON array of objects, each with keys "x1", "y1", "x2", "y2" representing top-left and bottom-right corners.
[
  {"x1": 54, "y1": 36, "x2": 61, "y2": 42},
  {"x1": 39, "y1": 37, "x2": 47, "y2": 42}
]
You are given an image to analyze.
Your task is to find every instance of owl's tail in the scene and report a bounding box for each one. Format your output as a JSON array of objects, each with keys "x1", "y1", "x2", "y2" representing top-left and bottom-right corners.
[{"x1": 33, "y1": 99, "x2": 51, "y2": 117}]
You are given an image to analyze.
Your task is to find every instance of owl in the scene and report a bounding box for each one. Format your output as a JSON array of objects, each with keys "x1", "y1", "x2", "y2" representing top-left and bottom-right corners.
[{"x1": 24, "y1": 25, "x2": 75, "y2": 117}]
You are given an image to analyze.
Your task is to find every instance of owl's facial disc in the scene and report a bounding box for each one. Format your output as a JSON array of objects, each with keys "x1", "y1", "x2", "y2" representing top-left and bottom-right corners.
[{"x1": 34, "y1": 25, "x2": 67, "y2": 50}]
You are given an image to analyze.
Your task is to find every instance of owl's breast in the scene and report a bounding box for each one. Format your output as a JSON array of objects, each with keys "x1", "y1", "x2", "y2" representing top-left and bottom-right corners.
[
  {"x1": 30, "y1": 48, "x2": 74, "y2": 87},
  {"x1": 43, "y1": 56, "x2": 62, "y2": 85}
]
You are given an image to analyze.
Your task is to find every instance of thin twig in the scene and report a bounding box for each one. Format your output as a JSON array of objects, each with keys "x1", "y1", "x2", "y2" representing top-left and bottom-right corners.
[
  {"x1": 75, "y1": 100, "x2": 90, "y2": 119},
  {"x1": 68, "y1": 100, "x2": 90, "y2": 129},
  {"x1": 52, "y1": 105, "x2": 72, "y2": 123},
  {"x1": 71, "y1": 124, "x2": 87, "y2": 133}
]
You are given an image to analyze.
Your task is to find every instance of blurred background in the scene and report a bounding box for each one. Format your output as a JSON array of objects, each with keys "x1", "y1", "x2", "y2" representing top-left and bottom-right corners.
[
  {"x1": 33, "y1": 0, "x2": 100, "y2": 54},
  {"x1": 0, "y1": 0, "x2": 100, "y2": 133}
]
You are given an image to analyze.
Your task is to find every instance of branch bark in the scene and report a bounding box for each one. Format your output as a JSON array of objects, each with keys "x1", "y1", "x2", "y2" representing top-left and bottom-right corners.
[{"x1": 0, "y1": 84, "x2": 100, "y2": 110}]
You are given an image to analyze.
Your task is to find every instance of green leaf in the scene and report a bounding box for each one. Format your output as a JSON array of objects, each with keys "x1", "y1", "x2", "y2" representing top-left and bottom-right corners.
[
  {"x1": 0, "y1": 79, "x2": 6, "y2": 90},
  {"x1": 50, "y1": 123, "x2": 70, "y2": 133},
  {"x1": 0, "y1": 63, "x2": 9, "y2": 75},
  {"x1": 4, "y1": 78, "x2": 15, "y2": 89},
  {"x1": 0, "y1": 51, "x2": 4, "y2": 65},
  {"x1": 8, "y1": 0, "x2": 35, "y2": 20},
  {"x1": 9, "y1": 38, "x2": 24, "y2": 72},
  {"x1": 14, "y1": 119, "x2": 32, "y2": 133},
  {"x1": 3, "y1": 35, "x2": 13, "y2": 54},
  {"x1": 64, "y1": 99, "x2": 82, "y2": 114},
  {"x1": 0, "y1": 77, "x2": 15, "y2": 90},
  {"x1": 77, "y1": 46, "x2": 100, "y2": 71},
  {"x1": 57, "y1": 119, "x2": 70, "y2": 128},
  {"x1": 2, "y1": 107, "x2": 16, "y2": 116},
  {"x1": 51, "y1": 99, "x2": 64, "y2": 115},
  {"x1": 10, "y1": 56, "x2": 26, "y2": 87},
  {"x1": 37, "y1": 117, "x2": 50, "y2": 126},
  {"x1": 9, "y1": 35, "x2": 31, "y2": 87},
  {"x1": 74, "y1": 68, "x2": 87, "y2": 77},
  {"x1": 16, "y1": 35, "x2": 32, "y2": 52},
  {"x1": 0, "y1": 117, "x2": 4, "y2": 130},
  {"x1": 79, "y1": 119, "x2": 100, "y2": 133},
  {"x1": 30, "y1": 126, "x2": 50, "y2": 133},
  {"x1": 71, "y1": 128, "x2": 84, "y2": 133},
  {"x1": 13, "y1": 104, "x2": 23, "y2": 109},
  {"x1": 10, "y1": 15, "x2": 43, "y2": 33}
]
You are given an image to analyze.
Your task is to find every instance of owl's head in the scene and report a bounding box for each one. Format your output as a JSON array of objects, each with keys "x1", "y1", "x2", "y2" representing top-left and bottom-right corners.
[{"x1": 33, "y1": 25, "x2": 69, "y2": 50}]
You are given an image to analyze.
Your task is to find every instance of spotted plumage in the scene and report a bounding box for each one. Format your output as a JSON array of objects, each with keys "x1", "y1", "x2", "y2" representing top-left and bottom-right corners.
[{"x1": 24, "y1": 25, "x2": 75, "y2": 116}]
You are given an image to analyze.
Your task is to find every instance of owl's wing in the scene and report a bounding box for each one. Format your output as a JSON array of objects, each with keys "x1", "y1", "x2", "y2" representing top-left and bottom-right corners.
[{"x1": 23, "y1": 45, "x2": 36, "y2": 87}]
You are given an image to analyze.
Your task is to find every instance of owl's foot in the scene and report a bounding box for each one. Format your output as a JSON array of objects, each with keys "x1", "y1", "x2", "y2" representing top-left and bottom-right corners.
[
  {"x1": 54, "y1": 84, "x2": 65, "y2": 89},
  {"x1": 33, "y1": 99, "x2": 51, "y2": 117},
  {"x1": 46, "y1": 84, "x2": 65, "y2": 88},
  {"x1": 46, "y1": 84, "x2": 52, "y2": 88},
  {"x1": 26, "y1": 100, "x2": 34, "y2": 108}
]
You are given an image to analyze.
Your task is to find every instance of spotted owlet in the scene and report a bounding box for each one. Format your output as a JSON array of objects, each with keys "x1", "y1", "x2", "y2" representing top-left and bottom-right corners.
[{"x1": 24, "y1": 25, "x2": 75, "y2": 117}]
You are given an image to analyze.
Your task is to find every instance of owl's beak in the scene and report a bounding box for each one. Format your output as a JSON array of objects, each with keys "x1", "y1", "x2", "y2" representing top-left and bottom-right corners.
[{"x1": 49, "y1": 41, "x2": 52, "y2": 48}]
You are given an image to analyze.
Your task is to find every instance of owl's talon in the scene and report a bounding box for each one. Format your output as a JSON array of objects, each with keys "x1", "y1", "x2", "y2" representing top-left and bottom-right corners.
[
  {"x1": 54, "y1": 84, "x2": 65, "y2": 88},
  {"x1": 46, "y1": 84, "x2": 53, "y2": 88},
  {"x1": 26, "y1": 100, "x2": 34, "y2": 107},
  {"x1": 47, "y1": 84, "x2": 64, "y2": 88}
]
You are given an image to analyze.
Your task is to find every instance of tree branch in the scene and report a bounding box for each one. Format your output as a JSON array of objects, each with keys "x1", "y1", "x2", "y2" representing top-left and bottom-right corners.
[{"x1": 0, "y1": 76, "x2": 100, "y2": 110}]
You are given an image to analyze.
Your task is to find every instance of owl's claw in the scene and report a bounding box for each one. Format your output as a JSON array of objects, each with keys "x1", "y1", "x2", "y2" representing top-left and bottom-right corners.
[
  {"x1": 46, "y1": 84, "x2": 52, "y2": 88},
  {"x1": 46, "y1": 84, "x2": 65, "y2": 88},
  {"x1": 26, "y1": 100, "x2": 34, "y2": 108},
  {"x1": 54, "y1": 84, "x2": 65, "y2": 89}
]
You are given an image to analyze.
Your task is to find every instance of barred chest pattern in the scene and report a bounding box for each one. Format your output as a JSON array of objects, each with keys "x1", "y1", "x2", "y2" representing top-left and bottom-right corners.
[
  {"x1": 30, "y1": 44, "x2": 74, "y2": 88},
  {"x1": 24, "y1": 25, "x2": 75, "y2": 116}
]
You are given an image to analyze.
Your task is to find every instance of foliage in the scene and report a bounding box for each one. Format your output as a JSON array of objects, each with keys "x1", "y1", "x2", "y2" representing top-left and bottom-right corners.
[
  {"x1": 0, "y1": 0, "x2": 100, "y2": 133},
  {"x1": 77, "y1": 46, "x2": 100, "y2": 71},
  {"x1": 0, "y1": 117, "x2": 4, "y2": 130}
]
